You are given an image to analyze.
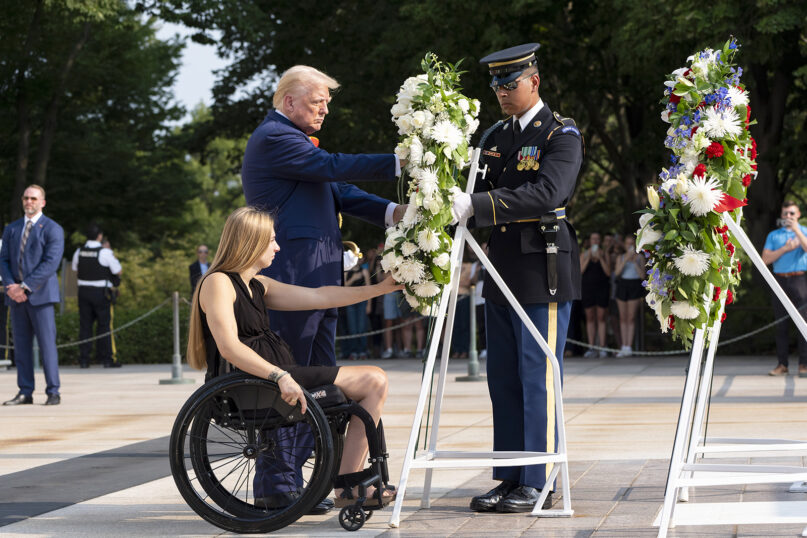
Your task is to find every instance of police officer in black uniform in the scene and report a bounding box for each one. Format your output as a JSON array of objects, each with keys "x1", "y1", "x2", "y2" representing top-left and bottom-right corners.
[
  {"x1": 71, "y1": 224, "x2": 122, "y2": 368},
  {"x1": 452, "y1": 43, "x2": 584, "y2": 513}
]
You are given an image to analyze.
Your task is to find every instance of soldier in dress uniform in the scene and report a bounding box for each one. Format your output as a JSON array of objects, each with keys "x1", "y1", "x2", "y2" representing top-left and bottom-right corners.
[{"x1": 452, "y1": 43, "x2": 584, "y2": 513}]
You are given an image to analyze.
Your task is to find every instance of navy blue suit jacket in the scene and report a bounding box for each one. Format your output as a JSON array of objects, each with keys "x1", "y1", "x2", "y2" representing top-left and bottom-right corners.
[
  {"x1": 242, "y1": 110, "x2": 396, "y2": 289},
  {"x1": 0, "y1": 215, "x2": 64, "y2": 306}
]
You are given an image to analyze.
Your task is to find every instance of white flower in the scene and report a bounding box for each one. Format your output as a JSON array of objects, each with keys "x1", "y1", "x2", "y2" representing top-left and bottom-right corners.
[
  {"x1": 411, "y1": 110, "x2": 429, "y2": 130},
  {"x1": 380, "y1": 251, "x2": 401, "y2": 272},
  {"x1": 413, "y1": 280, "x2": 441, "y2": 297},
  {"x1": 686, "y1": 175, "x2": 722, "y2": 216},
  {"x1": 384, "y1": 228, "x2": 404, "y2": 250},
  {"x1": 398, "y1": 258, "x2": 426, "y2": 284},
  {"x1": 692, "y1": 131, "x2": 711, "y2": 152},
  {"x1": 425, "y1": 195, "x2": 443, "y2": 214},
  {"x1": 391, "y1": 102, "x2": 410, "y2": 118},
  {"x1": 430, "y1": 120, "x2": 464, "y2": 150},
  {"x1": 423, "y1": 151, "x2": 436, "y2": 166},
  {"x1": 394, "y1": 142, "x2": 409, "y2": 160},
  {"x1": 434, "y1": 252, "x2": 450, "y2": 270},
  {"x1": 458, "y1": 98, "x2": 470, "y2": 113},
  {"x1": 646, "y1": 292, "x2": 666, "y2": 330},
  {"x1": 404, "y1": 291, "x2": 420, "y2": 308},
  {"x1": 409, "y1": 136, "x2": 424, "y2": 165},
  {"x1": 670, "y1": 300, "x2": 700, "y2": 320},
  {"x1": 639, "y1": 213, "x2": 653, "y2": 229},
  {"x1": 636, "y1": 226, "x2": 662, "y2": 251},
  {"x1": 401, "y1": 203, "x2": 421, "y2": 228},
  {"x1": 673, "y1": 245, "x2": 710, "y2": 276},
  {"x1": 396, "y1": 114, "x2": 414, "y2": 135},
  {"x1": 702, "y1": 105, "x2": 742, "y2": 139},
  {"x1": 661, "y1": 110, "x2": 670, "y2": 123},
  {"x1": 417, "y1": 229, "x2": 440, "y2": 252},
  {"x1": 727, "y1": 86, "x2": 749, "y2": 107},
  {"x1": 401, "y1": 241, "x2": 418, "y2": 256}
]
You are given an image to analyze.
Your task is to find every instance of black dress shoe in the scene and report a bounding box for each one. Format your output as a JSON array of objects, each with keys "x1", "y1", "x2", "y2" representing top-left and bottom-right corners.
[
  {"x1": 469, "y1": 480, "x2": 516, "y2": 512},
  {"x1": 308, "y1": 497, "x2": 334, "y2": 515},
  {"x1": 44, "y1": 394, "x2": 61, "y2": 406},
  {"x1": 3, "y1": 393, "x2": 33, "y2": 405},
  {"x1": 497, "y1": 486, "x2": 552, "y2": 512},
  {"x1": 255, "y1": 491, "x2": 300, "y2": 509}
]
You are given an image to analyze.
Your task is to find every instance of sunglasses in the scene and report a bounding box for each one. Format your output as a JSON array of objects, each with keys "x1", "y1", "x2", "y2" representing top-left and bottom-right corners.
[{"x1": 490, "y1": 76, "x2": 527, "y2": 93}]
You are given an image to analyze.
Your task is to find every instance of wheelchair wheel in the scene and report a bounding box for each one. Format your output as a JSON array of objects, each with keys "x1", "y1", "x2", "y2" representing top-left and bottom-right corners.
[{"x1": 169, "y1": 373, "x2": 335, "y2": 534}]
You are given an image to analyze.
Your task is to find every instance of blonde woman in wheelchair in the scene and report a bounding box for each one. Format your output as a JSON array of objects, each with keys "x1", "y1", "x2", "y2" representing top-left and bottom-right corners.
[{"x1": 186, "y1": 206, "x2": 400, "y2": 510}]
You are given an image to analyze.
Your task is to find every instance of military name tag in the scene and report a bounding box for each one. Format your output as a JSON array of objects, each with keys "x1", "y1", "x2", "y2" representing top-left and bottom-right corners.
[{"x1": 483, "y1": 149, "x2": 501, "y2": 158}]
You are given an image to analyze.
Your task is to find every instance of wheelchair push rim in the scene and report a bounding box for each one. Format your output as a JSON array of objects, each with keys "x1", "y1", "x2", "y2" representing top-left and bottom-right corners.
[{"x1": 169, "y1": 373, "x2": 335, "y2": 534}]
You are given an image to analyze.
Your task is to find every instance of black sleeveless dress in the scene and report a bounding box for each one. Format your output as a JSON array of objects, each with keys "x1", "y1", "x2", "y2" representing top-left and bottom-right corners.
[{"x1": 201, "y1": 272, "x2": 340, "y2": 388}]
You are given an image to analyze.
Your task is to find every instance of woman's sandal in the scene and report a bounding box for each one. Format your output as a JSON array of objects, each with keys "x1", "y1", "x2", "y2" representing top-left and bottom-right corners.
[{"x1": 333, "y1": 469, "x2": 397, "y2": 508}]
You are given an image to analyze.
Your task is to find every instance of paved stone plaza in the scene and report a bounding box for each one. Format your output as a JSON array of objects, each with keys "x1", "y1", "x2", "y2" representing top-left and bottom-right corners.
[{"x1": 1, "y1": 355, "x2": 806, "y2": 537}]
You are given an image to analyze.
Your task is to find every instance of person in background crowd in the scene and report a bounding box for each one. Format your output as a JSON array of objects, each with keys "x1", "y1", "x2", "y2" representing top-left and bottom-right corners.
[
  {"x1": 0, "y1": 185, "x2": 64, "y2": 406},
  {"x1": 581, "y1": 232, "x2": 611, "y2": 358},
  {"x1": 450, "y1": 253, "x2": 474, "y2": 359},
  {"x1": 72, "y1": 224, "x2": 123, "y2": 368},
  {"x1": 380, "y1": 263, "x2": 404, "y2": 359},
  {"x1": 613, "y1": 235, "x2": 645, "y2": 357},
  {"x1": 605, "y1": 233, "x2": 622, "y2": 351},
  {"x1": 342, "y1": 258, "x2": 371, "y2": 359},
  {"x1": 762, "y1": 200, "x2": 807, "y2": 377},
  {"x1": 399, "y1": 302, "x2": 426, "y2": 359},
  {"x1": 189, "y1": 244, "x2": 209, "y2": 292},
  {"x1": 469, "y1": 243, "x2": 487, "y2": 359}
]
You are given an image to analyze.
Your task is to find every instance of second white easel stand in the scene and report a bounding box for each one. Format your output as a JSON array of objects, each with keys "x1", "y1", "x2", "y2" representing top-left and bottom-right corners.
[
  {"x1": 389, "y1": 148, "x2": 574, "y2": 527},
  {"x1": 656, "y1": 211, "x2": 807, "y2": 537}
]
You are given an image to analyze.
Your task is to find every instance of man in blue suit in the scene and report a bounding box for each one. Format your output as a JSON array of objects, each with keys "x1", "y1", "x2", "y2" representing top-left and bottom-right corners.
[
  {"x1": 242, "y1": 65, "x2": 403, "y2": 512},
  {"x1": 0, "y1": 185, "x2": 65, "y2": 406}
]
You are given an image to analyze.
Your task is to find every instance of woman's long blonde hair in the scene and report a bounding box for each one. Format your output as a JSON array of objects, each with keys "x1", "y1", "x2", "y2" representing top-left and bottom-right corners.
[{"x1": 187, "y1": 207, "x2": 276, "y2": 370}]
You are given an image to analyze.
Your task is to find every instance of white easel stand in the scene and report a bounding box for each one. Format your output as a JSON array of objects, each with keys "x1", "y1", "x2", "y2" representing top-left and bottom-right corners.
[
  {"x1": 389, "y1": 148, "x2": 574, "y2": 528},
  {"x1": 655, "y1": 213, "x2": 807, "y2": 537}
]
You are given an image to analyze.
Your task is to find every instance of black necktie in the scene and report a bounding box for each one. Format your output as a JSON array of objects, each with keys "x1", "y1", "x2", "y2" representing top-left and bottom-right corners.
[
  {"x1": 514, "y1": 119, "x2": 522, "y2": 135},
  {"x1": 18, "y1": 220, "x2": 32, "y2": 281}
]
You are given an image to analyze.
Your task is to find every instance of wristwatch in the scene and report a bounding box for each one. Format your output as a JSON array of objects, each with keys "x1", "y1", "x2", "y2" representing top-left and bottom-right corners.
[{"x1": 268, "y1": 370, "x2": 289, "y2": 383}]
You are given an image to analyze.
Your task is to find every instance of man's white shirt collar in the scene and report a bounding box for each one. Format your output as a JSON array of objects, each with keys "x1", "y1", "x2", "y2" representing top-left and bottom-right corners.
[
  {"x1": 515, "y1": 99, "x2": 545, "y2": 132},
  {"x1": 25, "y1": 212, "x2": 43, "y2": 226}
]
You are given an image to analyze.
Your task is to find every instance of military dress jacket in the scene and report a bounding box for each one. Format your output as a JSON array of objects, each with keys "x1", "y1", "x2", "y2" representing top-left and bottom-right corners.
[{"x1": 469, "y1": 104, "x2": 584, "y2": 305}]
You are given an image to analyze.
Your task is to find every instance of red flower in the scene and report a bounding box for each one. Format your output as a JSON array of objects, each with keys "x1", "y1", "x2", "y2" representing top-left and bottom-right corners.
[
  {"x1": 727, "y1": 242, "x2": 735, "y2": 255},
  {"x1": 751, "y1": 163, "x2": 758, "y2": 171},
  {"x1": 726, "y1": 290, "x2": 734, "y2": 305},
  {"x1": 668, "y1": 315, "x2": 675, "y2": 330},
  {"x1": 721, "y1": 233, "x2": 729, "y2": 245},
  {"x1": 693, "y1": 164, "x2": 707, "y2": 178},
  {"x1": 715, "y1": 225, "x2": 728, "y2": 233},
  {"x1": 742, "y1": 174, "x2": 752, "y2": 187},
  {"x1": 742, "y1": 198, "x2": 748, "y2": 204},
  {"x1": 713, "y1": 286, "x2": 721, "y2": 302},
  {"x1": 746, "y1": 105, "x2": 752, "y2": 125},
  {"x1": 737, "y1": 261, "x2": 742, "y2": 273},
  {"x1": 669, "y1": 93, "x2": 681, "y2": 104},
  {"x1": 720, "y1": 312, "x2": 727, "y2": 323},
  {"x1": 684, "y1": 69, "x2": 692, "y2": 78},
  {"x1": 690, "y1": 126, "x2": 698, "y2": 136},
  {"x1": 706, "y1": 142, "x2": 724, "y2": 159}
]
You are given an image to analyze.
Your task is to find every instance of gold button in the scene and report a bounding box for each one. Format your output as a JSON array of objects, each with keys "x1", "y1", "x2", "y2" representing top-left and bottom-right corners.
[
  {"x1": 500, "y1": 226, "x2": 507, "y2": 232},
  {"x1": 503, "y1": 167, "x2": 507, "y2": 172}
]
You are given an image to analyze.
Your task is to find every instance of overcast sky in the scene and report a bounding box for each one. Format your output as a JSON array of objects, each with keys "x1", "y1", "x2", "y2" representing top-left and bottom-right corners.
[{"x1": 155, "y1": 22, "x2": 228, "y2": 123}]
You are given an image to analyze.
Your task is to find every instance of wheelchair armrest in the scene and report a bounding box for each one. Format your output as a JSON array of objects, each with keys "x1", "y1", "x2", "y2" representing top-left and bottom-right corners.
[{"x1": 307, "y1": 384, "x2": 348, "y2": 408}]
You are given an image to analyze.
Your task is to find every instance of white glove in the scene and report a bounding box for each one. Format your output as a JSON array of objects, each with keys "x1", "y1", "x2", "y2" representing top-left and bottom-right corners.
[
  {"x1": 451, "y1": 192, "x2": 474, "y2": 224},
  {"x1": 343, "y1": 250, "x2": 359, "y2": 271}
]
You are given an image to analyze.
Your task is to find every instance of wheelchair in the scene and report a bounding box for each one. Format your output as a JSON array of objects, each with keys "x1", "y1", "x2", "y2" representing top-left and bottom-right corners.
[{"x1": 169, "y1": 372, "x2": 392, "y2": 533}]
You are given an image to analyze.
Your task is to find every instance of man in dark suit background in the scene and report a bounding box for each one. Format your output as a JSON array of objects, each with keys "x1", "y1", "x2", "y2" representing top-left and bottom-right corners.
[
  {"x1": 188, "y1": 244, "x2": 209, "y2": 292},
  {"x1": 452, "y1": 44, "x2": 584, "y2": 513},
  {"x1": 0, "y1": 185, "x2": 65, "y2": 406},
  {"x1": 241, "y1": 65, "x2": 405, "y2": 512}
]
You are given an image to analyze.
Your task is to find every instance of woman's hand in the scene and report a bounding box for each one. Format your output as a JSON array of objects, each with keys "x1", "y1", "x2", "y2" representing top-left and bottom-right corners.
[
  {"x1": 379, "y1": 274, "x2": 404, "y2": 293},
  {"x1": 278, "y1": 374, "x2": 307, "y2": 414}
]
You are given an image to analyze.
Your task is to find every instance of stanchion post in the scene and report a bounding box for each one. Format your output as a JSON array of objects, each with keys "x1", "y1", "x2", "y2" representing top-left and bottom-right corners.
[
  {"x1": 160, "y1": 291, "x2": 194, "y2": 385},
  {"x1": 456, "y1": 285, "x2": 484, "y2": 382},
  {"x1": 33, "y1": 336, "x2": 41, "y2": 371}
]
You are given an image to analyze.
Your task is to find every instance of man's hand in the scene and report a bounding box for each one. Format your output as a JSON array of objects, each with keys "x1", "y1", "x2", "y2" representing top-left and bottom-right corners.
[
  {"x1": 784, "y1": 238, "x2": 800, "y2": 252},
  {"x1": 450, "y1": 193, "x2": 473, "y2": 224},
  {"x1": 5, "y1": 284, "x2": 26, "y2": 303},
  {"x1": 392, "y1": 204, "x2": 408, "y2": 224}
]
